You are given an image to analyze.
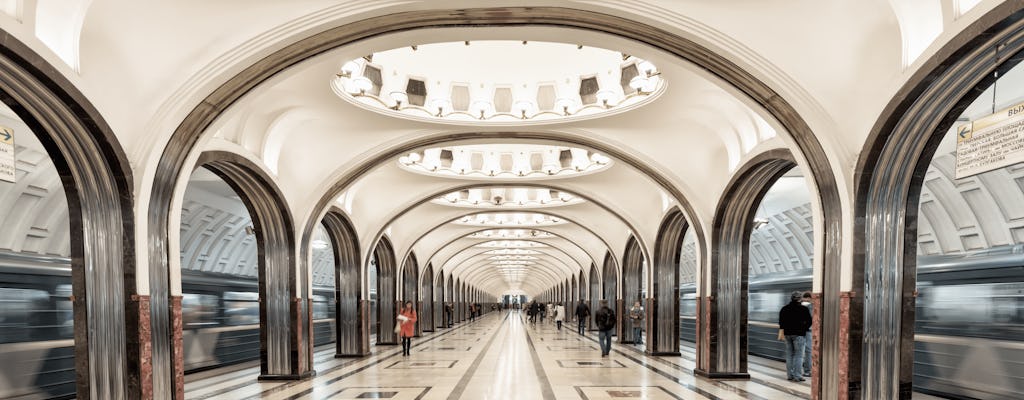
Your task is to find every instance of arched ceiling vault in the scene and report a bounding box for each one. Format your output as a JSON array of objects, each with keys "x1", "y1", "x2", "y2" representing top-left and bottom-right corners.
[
  {"x1": 400, "y1": 210, "x2": 617, "y2": 274},
  {"x1": 356, "y1": 178, "x2": 655, "y2": 283},
  {"x1": 440, "y1": 239, "x2": 588, "y2": 294}
]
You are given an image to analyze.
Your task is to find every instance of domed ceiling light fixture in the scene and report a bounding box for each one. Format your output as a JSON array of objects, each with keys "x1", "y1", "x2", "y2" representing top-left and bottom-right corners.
[
  {"x1": 400, "y1": 144, "x2": 611, "y2": 180},
  {"x1": 483, "y1": 249, "x2": 543, "y2": 256},
  {"x1": 331, "y1": 41, "x2": 664, "y2": 124},
  {"x1": 487, "y1": 255, "x2": 539, "y2": 261},
  {"x1": 475, "y1": 240, "x2": 548, "y2": 248},
  {"x1": 466, "y1": 229, "x2": 555, "y2": 239},
  {"x1": 434, "y1": 187, "x2": 583, "y2": 208},
  {"x1": 453, "y1": 212, "x2": 566, "y2": 227}
]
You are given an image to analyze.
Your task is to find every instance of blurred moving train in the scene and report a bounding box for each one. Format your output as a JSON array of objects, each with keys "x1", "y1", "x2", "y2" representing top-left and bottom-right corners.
[
  {"x1": 0, "y1": 252, "x2": 336, "y2": 399},
  {"x1": 680, "y1": 244, "x2": 1024, "y2": 399}
]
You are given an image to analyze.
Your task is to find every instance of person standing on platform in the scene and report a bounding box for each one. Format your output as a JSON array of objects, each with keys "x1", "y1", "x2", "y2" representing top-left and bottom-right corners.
[
  {"x1": 554, "y1": 302, "x2": 566, "y2": 330},
  {"x1": 628, "y1": 301, "x2": 644, "y2": 346},
  {"x1": 575, "y1": 301, "x2": 590, "y2": 335},
  {"x1": 398, "y1": 301, "x2": 417, "y2": 356},
  {"x1": 445, "y1": 302, "x2": 453, "y2": 328},
  {"x1": 469, "y1": 303, "x2": 476, "y2": 322},
  {"x1": 778, "y1": 291, "x2": 812, "y2": 381},
  {"x1": 595, "y1": 300, "x2": 616, "y2": 357},
  {"x1": 802, "y1": 291, "x2": 813, "y2": 378}
]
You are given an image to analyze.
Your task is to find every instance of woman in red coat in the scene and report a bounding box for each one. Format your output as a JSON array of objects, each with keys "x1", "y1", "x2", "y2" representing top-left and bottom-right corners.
[{"x1": 398, "y1": 301, "x2": 417, "y2": 356}]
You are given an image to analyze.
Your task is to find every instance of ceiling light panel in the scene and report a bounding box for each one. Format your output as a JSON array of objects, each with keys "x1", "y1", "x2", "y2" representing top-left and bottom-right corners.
[
  {"x1": 475, "y1": 240, "x2": 548, "y2": 248},
  {"x1": 466, "y1": 229, "x2": 555, "y2": 239},
  {"x1": 453, "y1": 212, "x2": 566, "y2": 226},
  {"x1": 332, "y1": 41, "x2": 664, "y2": 124},
  {"x1": 435, "y1": 188, "x2": 583, "y2": 209},
  {"x1": 398, "y1": 144, "x2": 611, "y2": 180}
]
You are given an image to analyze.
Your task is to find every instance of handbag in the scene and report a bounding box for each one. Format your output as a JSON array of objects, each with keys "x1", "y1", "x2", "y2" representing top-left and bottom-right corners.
[{"x1": 394, "y1": 321, "x2": 402, "y2": 334}]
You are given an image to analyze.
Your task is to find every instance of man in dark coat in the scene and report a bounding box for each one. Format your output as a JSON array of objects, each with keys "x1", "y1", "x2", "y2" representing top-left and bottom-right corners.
[
  {"x1": 779, "y1": 291, "x2": 812, "y2": 381},
  {"x1": 574, "y1": 301, "x2": 591, "y2": 335},
  {"x1": 595, "y1": 300, "x2": 616, "y2": 356}
]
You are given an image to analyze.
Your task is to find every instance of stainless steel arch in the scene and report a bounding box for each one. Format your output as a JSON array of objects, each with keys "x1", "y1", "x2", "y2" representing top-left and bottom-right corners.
[{"x1": 321, "y1": 208, "x2": 367, "y2": 357}]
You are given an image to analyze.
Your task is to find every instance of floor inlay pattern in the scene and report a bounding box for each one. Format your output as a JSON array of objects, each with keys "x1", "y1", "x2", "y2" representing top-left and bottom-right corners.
[{"x1": 185, "y1": 311, "x2": 824, "y2": 399}]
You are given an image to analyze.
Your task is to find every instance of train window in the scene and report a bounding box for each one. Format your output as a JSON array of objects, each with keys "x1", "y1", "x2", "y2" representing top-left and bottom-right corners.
[
  {"x1": 223, "y1": 291, "x2": 259, "y2": 326},
  {"x1": 0, "y1": 287, "x2": 53, "y2": 343},
  {"x1": 182, "y1": 293, "x2": 220, "y2": 328},
  {"x1": 748, "y1": 290, "x2": 788, "y2": 322},
  {"x1": 311, "y1": 294, "x2": 330, "y2": 320}
]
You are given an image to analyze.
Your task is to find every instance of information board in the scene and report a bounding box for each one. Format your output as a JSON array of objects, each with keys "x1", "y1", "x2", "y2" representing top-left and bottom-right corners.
[
  {"x1": 955, "y1": 102, "x2": 1024, "y2": 179},
  {"x1": 0, "y1": 125, "x2": 14, "y2": 183}
]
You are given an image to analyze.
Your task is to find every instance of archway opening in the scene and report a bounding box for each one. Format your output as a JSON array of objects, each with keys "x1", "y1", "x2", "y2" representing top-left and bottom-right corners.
[
  {"x1": 589, "y1": 264, "x2": 600, "y2": 331},
  {"x1": 679, "y1": 229, "x2": 698, "y2": 347},
  {"x1": 310, "y1": 222, "x2": 337, "y2": 350},
  {"x1": 601, "y1": 253, "x2": 618, "y2": 337},
  {"x1": 421, "y1": 263, "x2": 435, "y2": 333},
  {"x1": 321, "y1": 210, "x2": 366, "y2": 357},
  {"x1": 747, "y1": 166, "x2": 814, "y2": 394},
  {"x1": 370, "y1": 237, "x2": 398, "y2": 345},
  {"x1": 905, "y1": 60, "x2": 1024, "y2": 399},
  {"x1": 0, "y1": 105, "x2": 75, "y2": 399},
  {"x1": 178, "y1": 166, "x2": 262, "y2": 372},
  {"x1": 400, "y1": 254, "x2": 419, "y2": 335},
  {"x1": 622, "y1": 236, "x2": 645, "y2": 344},
  {"x1": 652, "y1": 209, "x2": 689, "y2": 355}
]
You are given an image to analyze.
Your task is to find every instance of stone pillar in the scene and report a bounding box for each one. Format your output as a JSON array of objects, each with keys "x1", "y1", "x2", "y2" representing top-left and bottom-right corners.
[
  {"x1": 126, "y1": 294, "x2": 153, "y2": 399},
  {"x1": 615, "y1": 299, "x2": 624, "y2": 341},
  {"x1": 170, "y1": 295, "x2": 184, "y2": 399}
]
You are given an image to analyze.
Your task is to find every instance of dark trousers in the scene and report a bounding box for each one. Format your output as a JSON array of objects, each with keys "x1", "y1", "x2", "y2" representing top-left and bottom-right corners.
[
  {"x1": 557, "y1": 320, "x2": 562, "y2": 330},
  {"x1": 577, "y1": 319, "x2": 586, "y2": 335},
  {"x1": 402, "y1": 337, "x2": 412, "y2": 356}
]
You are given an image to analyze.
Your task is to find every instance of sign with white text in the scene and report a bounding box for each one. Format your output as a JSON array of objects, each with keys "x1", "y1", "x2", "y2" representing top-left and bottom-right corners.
[
  {"x1": 0, "y1": 126, "x2": 14, "y2": 183},
  {"x1": 955, "y1": 102, "x2": 1024, "y2": 179}
]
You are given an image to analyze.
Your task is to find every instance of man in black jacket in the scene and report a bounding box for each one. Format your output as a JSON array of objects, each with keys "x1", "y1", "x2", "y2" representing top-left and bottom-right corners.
[
  {"x1": 595, "y1": 300, "x2": 616, "y2": 357},
  {"x1": 779, "y1": 291, "x2": 812, "y2": 381},
  {"x1": 574, "y1": 301, "x2": 590, "y2": 335}
]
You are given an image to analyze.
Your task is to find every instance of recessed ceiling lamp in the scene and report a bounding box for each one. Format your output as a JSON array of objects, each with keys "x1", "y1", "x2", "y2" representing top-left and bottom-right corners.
[
  {"x1": 488, "y1": 255, "x2": 539, "y2": 261},
  {"x1": 398, "y1": 144, "x2": 611, "y2": 179},
  {"x1": 331, "y1": 41, "x2": 664, "y2": 124},
  {"x1": 492, "y1": 260, "x2": 533, "y2": 265},
  {"x1": 435, "y1": 188, "x2": 582, "y2": 209},
  {"x1": 453, "y1": 212, "x2": 565, "y2": 226},
  {"x1": 483, "y1": 249, "x2": 543, "y2": 255},
  {"x1": 467, "y1": 229, "x2": 555, "y2": 239},
  {"x1": 475, "y1": 240, "x2": 547, "y2": 248}
]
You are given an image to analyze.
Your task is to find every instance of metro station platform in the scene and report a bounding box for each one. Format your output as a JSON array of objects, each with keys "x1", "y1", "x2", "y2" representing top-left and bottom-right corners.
[{"x1": 185, "y1": 312, "x2": 942, "y2": 400}]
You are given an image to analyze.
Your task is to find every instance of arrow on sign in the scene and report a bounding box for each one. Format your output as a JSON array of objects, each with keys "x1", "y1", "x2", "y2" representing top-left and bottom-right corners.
[
  {"x1": 958, "y1": 126, "x2": 971, "y2": 139},
  {"x1": 0, "y1": 129, "x2": 9, "y2": 141}
]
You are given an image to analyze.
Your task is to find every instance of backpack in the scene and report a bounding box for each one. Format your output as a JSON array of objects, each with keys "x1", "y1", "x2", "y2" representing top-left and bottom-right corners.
[{"x1": 596, "y1": 308, "x2": 616, "y2": 330}]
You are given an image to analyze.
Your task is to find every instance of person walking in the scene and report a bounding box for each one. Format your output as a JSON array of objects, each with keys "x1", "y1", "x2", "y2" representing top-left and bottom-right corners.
[
  {"x1": 595, "y1": 300, "x2": 616, "y2": 357},
  {"x1": 778, "y1": 291, "x2": 812, "y2": 381},
  {"x1": 554, "y1": 302, "x2": 566, "y2": 330},
  {"x1": 801, "y1": 292, "x2": 813, "y2": 378},
  {"x1": 574, "y1": 301, "x2": 590, "y2": 335},
  {"x1": 398, "y1": 301, "x2": 417, "y2": 356},
  {"x1": 444, "y1": 302, "x2": 453, "y2": 328},
  {"x1": 469, "y1": 303, "x2": 476, "y2": 322},
  {"x1": 628, "y1": 301, "x2": 644, "y2": 346}
]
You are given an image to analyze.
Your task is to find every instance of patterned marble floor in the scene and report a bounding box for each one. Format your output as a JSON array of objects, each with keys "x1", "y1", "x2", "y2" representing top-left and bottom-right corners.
[{"x1": 184, "y1": 312, "x2": 933, "y2": 399}]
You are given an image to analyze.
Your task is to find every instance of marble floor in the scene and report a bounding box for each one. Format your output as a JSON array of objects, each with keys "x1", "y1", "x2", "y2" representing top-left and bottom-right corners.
[{"x1": 184, "y1": 312, "x2": 938, "y2": 399}]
